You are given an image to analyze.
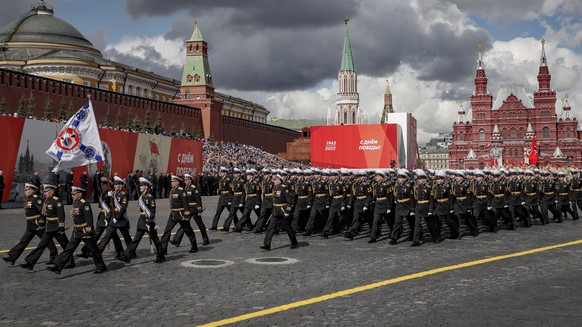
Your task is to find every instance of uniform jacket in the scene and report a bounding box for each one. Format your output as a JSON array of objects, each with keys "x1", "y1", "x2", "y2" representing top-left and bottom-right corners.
[
  {"x1": 430, "y1": 182, "x2": 453, "y2": 215},
  {"x1": 25, "y1": 194, "x2": 44, "y2": 231},
  {"x1": 244, "y1": 178, "x2": 262, "y2": 209},
  {"x1": 43, "y1": 196, "x2": 65, "y2": 233},
  {"x1": 71, "y1": 198, "x2": 94, "y2": 239},
  {"x1": 393, "y1": 180, "x2": 415, "y2": 217}
]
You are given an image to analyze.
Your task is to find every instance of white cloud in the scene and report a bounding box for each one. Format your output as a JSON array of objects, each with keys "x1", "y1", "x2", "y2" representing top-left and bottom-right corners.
[{"x1": 105, "y1": 35, "x2": 185, "y2": 68}]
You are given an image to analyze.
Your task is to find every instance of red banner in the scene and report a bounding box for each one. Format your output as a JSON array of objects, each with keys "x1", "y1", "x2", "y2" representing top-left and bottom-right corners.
[
  {"x1": 167, "y1": 138, "x2": 203, "y2": 176},
  {"x1": 98, "y1": 128, "x2": 139, "y2": 178},
  {"x1": 0, "y1": 117, "x2": 25, "y2": 202},
  {"x1": 310, "y1": 124, "x2": 399, "y2": 168}
]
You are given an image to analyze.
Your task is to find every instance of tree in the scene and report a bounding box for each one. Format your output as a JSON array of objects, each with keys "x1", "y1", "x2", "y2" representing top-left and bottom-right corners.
[
  {"x1": 101, "y1": 108, "x2": 111, "y2": 127},
  {"x1": 66, "y1": 100, "x2": 76, "y2": 118},
  {"x1": 42, "y1": 98, "x2": 53, "y2": 120},
  {"x1": 0, "y1": 96, "x2": 6, "y2": 116},
  {"x1": 26, "y1": 93, "x2": 36, "y2": 118},
  {"x1": 170, "y1": 124, "x2": 177, "y2": 136},
  {"x1": 126, "y1": 109, "x2": 135, "y2": 131},
  {"x1": 132, "y1": 114, "x2": 142, "y2": 132},
  {"x1": 153, "y1": 113, "x2": 164, "y2": 134},
  {"x1": 179, "y1": 122, "x2": 185, "y2": 134},
  {"x1": 17, "y1": 96, "x2": 27, "y2": 118},
  {"x1": 57, "y1": 99, "x2": 67, "y2": 121},
  {"x1": 114, "y1": 110, "x2": 123, "y2": 129},
  {"x1": 143, "y1": 108, "x2": 153, "y2": 133}
]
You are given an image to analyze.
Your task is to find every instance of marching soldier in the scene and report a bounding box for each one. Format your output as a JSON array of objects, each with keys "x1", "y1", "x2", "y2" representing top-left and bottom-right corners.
[
  {"x1": 322, "y1": 170, "x2": 346, "y2": 238},
  {"x1": 390, "y1": 169, "x2": 415, "y2": 245},
  {"x1": 303, "y1": 169, "x2": 330, "y2": 236},
  {"x1": 369, "y1": 171, "x2": 392, "y2": 243},
  {"x1": 556, "y1": 172, "x2": 575, "y2": 220},
  {"x1": 20, "y1": 182, "x2": 74, "y2": 270},
  {"x1": 97, "y1": 176, "x2": 132, "y2": 257},
  {"x1": 119, "y1": 177, "x2": 164, "y2": 263},
  {"x1": 430, "y1": 171, "x2": 454, "y2": 241},
  {"x1": 160, "y1": 175, "x2": 198, "y2": 254},
  {"x1": 236, "y1": 169, "x2": 262, "y2": 232},
  {"x1": 210, "y1": 167, "x2": 232, "y2": 230},
  {"x1": 452, "y1": 171, "x2": 478, "y2": 236},
  {"x1": 522, "y1": 170, "x2": 541, "y2": 226},
  {"x1": 260, "y1": 173, "x2": 298, "y2": 250},
  {"x1": 412, "y1": 170, "x2": 431, "y2": 246},
  {"x1": 255, "y1": 169, "x2": 274, "y2": 233},
  {"x1": 291, "y1": 170, "x2": 312, "y2": 233},
  {"x1": 172, "y1": 173, "x2": 209, "y2": 246},
  {"x1": 570, "y1": 169, "x2": 581, "y2": 220},
  {"x1": 47, "y1": 186, "x2": 107, "y2": 274},
  {"x1": 344, "y1": 171, "x2": 372, "y2": 240},
  {"x1": 223, "y1": 168, "x2": 245, "y2": 232},
  {"x1": 539, "y1": 170, "x2": 560, "y2": 224},
  {"x1": 472, "y1": 170, "x2": 495, "y2": 231},
  {"x1": 2, "y1": 182, "x2": 58, "y2": 265},
  {"x1": 507, "y1": 170, "x2": 528, "y2": 227},
  {"x1": 489, "y1": 170, "x2": 515, "y2": 230}
]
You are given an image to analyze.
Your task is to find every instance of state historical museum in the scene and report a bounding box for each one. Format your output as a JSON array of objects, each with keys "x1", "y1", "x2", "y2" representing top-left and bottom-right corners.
[{"x1": 448, "y1": 41, "x2": 582, "y2": 168}]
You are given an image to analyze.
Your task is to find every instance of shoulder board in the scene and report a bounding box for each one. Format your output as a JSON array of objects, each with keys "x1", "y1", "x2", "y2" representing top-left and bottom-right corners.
[
  {"x1": 32, "y1": 194, "x2": 38, "y2": 198},
  {"x1": 53, "y1": 196, "x2": 59, "y2": 200},
  {"x1": 80, "y1": 199, "x2": 86, "y2": 203},
  {"x1": 178, "y1": 187, "x2": 184, "y2": 190}
]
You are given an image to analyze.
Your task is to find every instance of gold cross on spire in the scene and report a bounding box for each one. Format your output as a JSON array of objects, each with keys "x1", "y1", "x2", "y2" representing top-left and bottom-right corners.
[
  {"x1": 477, "y1": 42, "x2": 483, "y2": 50},
  {"x1": 344, "y1": 16, "x2": 349, "y2": 26},
  {"x1": 541, "y1": 38, "x2": 545, "y2": 48},
  {"x1": 194, "y1": 18, "x2": 199, "y2": 27}
]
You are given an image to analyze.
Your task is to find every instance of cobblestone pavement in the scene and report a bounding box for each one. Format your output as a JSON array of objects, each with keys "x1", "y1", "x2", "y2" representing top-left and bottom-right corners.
[{"x1": 1, "y1": 197, "x2": 581, "y2": 327}]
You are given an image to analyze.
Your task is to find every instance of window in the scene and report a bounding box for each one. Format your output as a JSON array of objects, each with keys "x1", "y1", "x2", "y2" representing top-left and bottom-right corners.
[
  {"x1": 543, "y1": 126, "x2": 550, "y2": 139},
  {"x1": 83, "y1": 80, "x2": 91, "y2": 87},
  {"x1": 510, "y1": 128, "x2": 516, "y2": 140},
  {"x1": 479, "y1": 129, "x2": 485, "y2": 141},
  {"x1": 567, "y1": 131, "x2": 571, "y2": 138},
  {"x1": 185, "y1": 91, "x2": 191, "y2": 100}
]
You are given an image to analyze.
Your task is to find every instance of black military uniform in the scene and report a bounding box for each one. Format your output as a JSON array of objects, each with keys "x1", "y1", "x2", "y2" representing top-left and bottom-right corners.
[
  {"x1": 256, "y1": 173, "x2": 275, "y2": 232},
  {"x1": 489, "y1": 174, "x2": 515, "y2": 230},
  {"x1": 522, "y1": 173, "x2": 541, "y2": 226},
  {"x1": 322, "y1": 175, "x2": 347, "y2": 238},
  {"x1": 2, "y1": 184, "x2": 58, "y2": 265},
  {"x1": 471, "y1": 174, "x2": 495, "y2": 231},
  {"x1": 390, "y1": 173, "x2": 415, "y2": 244},
  {"x1": 506, "y1": 174, "x2": 528, "y2": 227},
  {"x1": 291, "y1": 175, "x2": 312, "y2": 232},
  {"x1": 412, "y1": 175, "x2": 432, "y2": 245},
  {"x1": 369, "y1": 174, "x2": 392, "y2": 243},
  {"x1": 211, "y1": 169, "x2": 232, "y2": 230},
  {"x1": 160, "y1": 177, "x2": 198, "y2": 254},
  {"x1": 345, "y1": 177, "x2": 372, "y2": 240},
  {"x1": 304, "y1": 174, "x2": 330, "y2": 236},
  {"x1": 236, "y1": 173, "x2": 262, "y2": 232},
  {"x1": 556, "y1": 174, "x2": 575, "y2": 220},
  {"x1": 48, "y1": 188, "x2": 106, "y2": 274},
  {"x1": 21, "y1": 185, "x2": 74, "y2": 270},
  {"x1": 430, "y1": 176, "x2": 454, "y2": 240},
  {"x1": 261, "y1": 177, "x2": 298, "y2": 250},
  {"x1": 452, "y1": 174, "x2": 478, "y2": 236},
  {"x1": 120, "y1": 178, "x2": 164, "y2": 263},
  {"x1": 172, "y1": 176, "x2": 209, "y2": 246},
  {"x1": 223, "y1": 171, "x2": 245, "y2": 231},
  {"x1": 570, "y1": 171, "x2": 581, "y2": 220},
  {"x1": 97, "y1": 183, "x2": 133, "y2": 256},
  {"x1": 539, "y1": 173, "x2": 560, "y2": 224}
]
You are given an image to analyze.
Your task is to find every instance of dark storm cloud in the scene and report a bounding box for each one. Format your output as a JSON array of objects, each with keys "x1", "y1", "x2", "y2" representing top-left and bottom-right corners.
[
  {"x1": 0, "y1": 1, "x2": 38, "y2": 28},
  {"x1": 121, "y1": 0, "x2": 493, "y2": 92},
  {"x1": 103, "y1": 47, "x2": 183, "y2": 83}
]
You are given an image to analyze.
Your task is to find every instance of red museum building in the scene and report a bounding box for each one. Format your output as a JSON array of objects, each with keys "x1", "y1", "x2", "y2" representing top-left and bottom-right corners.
[{"x1": 448, "y1": 41, "x2": 582, "y2": 169}]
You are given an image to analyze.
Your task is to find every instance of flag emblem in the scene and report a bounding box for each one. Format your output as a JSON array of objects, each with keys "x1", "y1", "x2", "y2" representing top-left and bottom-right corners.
[{"x1": 56, "y1": 127, "x2": 81, "y2": 152}]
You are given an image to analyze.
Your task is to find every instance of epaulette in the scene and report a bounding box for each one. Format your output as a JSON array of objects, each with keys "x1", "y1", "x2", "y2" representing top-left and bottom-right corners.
[
  {"x1": 178, "y1": 187, "x2": 184, "y2": 190},
  {"x1": 80, "y1": 199, "x2": 86, "y2": 203},
  {"x1": 53, "y1": 196, "x2": 59, "y2": 200}
]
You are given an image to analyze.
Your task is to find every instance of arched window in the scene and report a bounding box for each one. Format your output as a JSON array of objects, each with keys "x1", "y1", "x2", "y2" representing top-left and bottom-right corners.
[
  {"x1": 518, "y1": 127, "x2": 524, "y2": 139},
  {"x1": 479, "y1": 129, "x2": 486, "y2": 141},
  {"x1": 510, "y1": 127, "x2": 517, "y2": 139},
  {"x1": 567, "y1": 131, "x2": 571, "y2": 138},
  {"x1": 502, "y1": 128, "x2": 508, "y2": 139},
  {"x1": 352, "y1": 112, "x2": 355, "y2": 124},
  {"x1": 459, "y1": 134, "x2": 464, "y2": 141},
  {"x1": 185, "y1": 91, "x2": 191, "y2": 100},
  {"x1": 543, "y1": 126, "x2": 550, "y2": 139},
  {"x1": 344, "y1": 112, "x2": 347, "y2": 124}
]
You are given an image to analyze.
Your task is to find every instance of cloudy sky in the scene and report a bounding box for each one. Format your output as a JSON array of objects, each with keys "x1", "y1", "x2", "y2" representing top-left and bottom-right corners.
[{"x1": 2, "y1": 0, "x2": 581, "y2": 144}]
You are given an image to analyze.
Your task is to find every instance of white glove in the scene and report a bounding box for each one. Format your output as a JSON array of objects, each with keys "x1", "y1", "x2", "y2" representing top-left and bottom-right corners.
[
  {"x1": 154, "y1": 224, "x2": 159, "y2": 231},
  {"x1": 325, "y1": 205, "x2": 330, "y2": 209},
  {"x1": 503, "y1": 205, "x2": 509, "y2": 208},
  {"x1": 227, "y1": 202, "x2": 232, "y2": 206},
  {"x1": 521, "y1": 202, "x2": 525, "y2": 205},
  {"x1": 487, "y1": 206, "x2": 492, "y2": 210},
  {"x1": 555, "y1": 201, "x2": 558, "y2": 204},
  {"x1": 254, "y1": 205, "x2": 260, "y2": 210},
  {"x1": 363, "y1": 207, "x2": 368, "y2": 211},
  {"x1": 146, "y1": 224, "x2": 150, "y2": 232},
  {"x1": 239, "y1": 203, "x2": 243, "y2": 207},
  {"x1": 467, "y1": 209, "x2": 472, "y2": 213},
  {"x1": 104, "y1": 220, "x2": 108, "y2": 227},
  {"x1": 107, "y1": 191, "x2": 112, "y2": 197},
  {"x1": 449, "y1": 210, "x2": 454, "y2": 214},
  {"x1": 307, "y1": 205, "x2": 311, "y2": 209},
  {"x1": 387, "y1": 209, "x2": 391, "y2": 214},
  {"x1": 113, "y1": 218, "x2": 118, "y2": 224},
  {"x1": 341, "y1": 206, "x2": 345, "y2": 211},
  {"x1": 428, "y1": 212, "x2": 433, "y2": 216},
  {"x1": 284, "y1": 213, "x2": 289, "y2": 217},
  {"x1": 410, "y1": 212, "x2": 415, "y2": 216},
  {"x1": 347, "y1": 205, "x2": 351, "y2": 209}
]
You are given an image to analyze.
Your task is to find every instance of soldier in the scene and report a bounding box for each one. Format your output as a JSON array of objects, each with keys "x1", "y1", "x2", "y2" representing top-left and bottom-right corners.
[
  {"x1": 488, "y1": 170, "x2": 515, "y2": 230},
  {"x1": 235, "y1": 169, "x2": 262, "y2": 232},
  {"x1": 97, "y1": 176, "x2": 133, "y2": 257},
  {"x1": 80, "y1": 170, "x2": 89, "y2": 199},
  {"x1": 322, "y1": 170, "x2": 346, "y2": 238},
  {"x1": 223, "y1": 168, "x2": 245, "y2": 232},
  {"x1": 255, "y1": 169, "x2": 275, "y2": 233},
  {"x1": 303, "y1": 169, "x2": 330, "y2": 236},
  {"x1": 521, "y1": 170, "x2": 541, "y2": 226},
  {"x1": 556, "y1": 171, "x2": 575, "y2": 220},
  {"x1": 344, "y1": 171, "x2": 372, "y2": 240},
  {"x1": 210, "y1": 167, "x2": 232, "y2": 230},
  {"x1": 452, "y1": 171, "x2": 477, "y2": 236},
  {"x1": 507, "y1": 170, "x2": 528, "y2": 228},
  {"x1": 539, "y1": 170, "x2": 560, "y2": 224},
  {"x1": 570, "y1": 168, "x2": 581, "y2": 220},
  {"x1": 171, "y1": 173, "x2": 209, "y2": 246},
  {"x1": 369, "y1": 171, "x2": 392, "y2": 243},
  {"x1": 2, "y1": 182, "x2": 58, "y2": 265},
  {"x1": 260, "y1": 173, "x2": 298, "y2": 250},
  {"x1": 411, "y1": 170, "x2": 431, "y2": 246},
  {"x1": 160, "y1": 175, "x2": 198, "y2": 254},
  {"x1": 291, "y1": 169, "x2": 313, "y2": 233},
  {"x1": 472, "y1": 170, "x2": 495, "y2": 231},
  {"x1": 48, "y1": 186, "x2": 106, "y2": 274},
  {"x1": 78, "y1": 177, "x2": 123, "y2": 259},
  {"x1": 389, "y1": 169, "x2": 415, "y2": 245},
  {"x1": 119, "y1": 177, "x2": 164, "y2": 263},
  {"x1": 430, "y1": 171, "x2": 453, "y2": 241},
  {"x1": 20, "y1": 182, "x2": 74, "y2": 270}
]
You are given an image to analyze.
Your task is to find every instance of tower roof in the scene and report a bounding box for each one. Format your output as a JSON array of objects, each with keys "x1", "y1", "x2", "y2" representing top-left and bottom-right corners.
[
  {"x1": 339, "y1": 18, "x2": 355, "y2": 71},
  {"x1": 540, "y1": 38, "x2": 547, "y2": 67},
  {"x1": 189, "y1": 19, "x2": 204, "y2": 42},
  {"x1": 385, "y1": 80, "x2": 391, "y2": 95}
]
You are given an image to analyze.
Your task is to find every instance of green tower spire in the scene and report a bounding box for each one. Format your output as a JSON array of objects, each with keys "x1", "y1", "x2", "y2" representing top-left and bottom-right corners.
[
  {"x1": 190, "y1": 19, "x2": 204, "y2": 41},
  {"x1": 380, "y1": 80, "x2": 394, "y2": 124},
  {"x1": 340, "y1": 17, "x2": 354, "y2": 71},
  {"x1": 181, "y1": 19, "x2": 213, "y2": 87}
]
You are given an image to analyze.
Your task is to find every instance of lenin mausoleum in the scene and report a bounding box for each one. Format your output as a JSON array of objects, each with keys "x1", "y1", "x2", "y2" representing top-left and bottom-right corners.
[{"x1": 448, "y1": 41, "x2": 582, "y2": 168}]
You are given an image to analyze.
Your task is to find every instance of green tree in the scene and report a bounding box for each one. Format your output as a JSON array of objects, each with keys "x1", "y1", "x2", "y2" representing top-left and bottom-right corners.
[
  {"x1": 126, "y1": 109, "x2": 135, "y2": 130},
  {"x1": 101, "y1": 108, "x2": 111, "y2": 127},
  {"x1": 26, "y1": 93, "x2": 36, "y2": 118},
  {"x1": 153, "y1": 113, "x2": 164, "y2": 134},
  {"x1": 42, "y1": 98, "x2": 53, "y2": 120},
  {"x1": 58, "y1": 99, "x2": 67, "y2": 121},
  {"x1": 170, "y1": 124, "x2": 177, "y2": 136},
  {"x1": 17, "y1": 96, "x2": 27, "y2": 118},
  {"x1": 132, "y1": 114, "x2": 142, "y2": 132},
  {"x1": 0, "y1": 96, "x2": 6, "y2": 115},
  {"x1": 114, "y1": 110, "x2": 123, "y2": 129},
  {"x1": 143, "y1": 108, "x2": 153, "y2": 133}
]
